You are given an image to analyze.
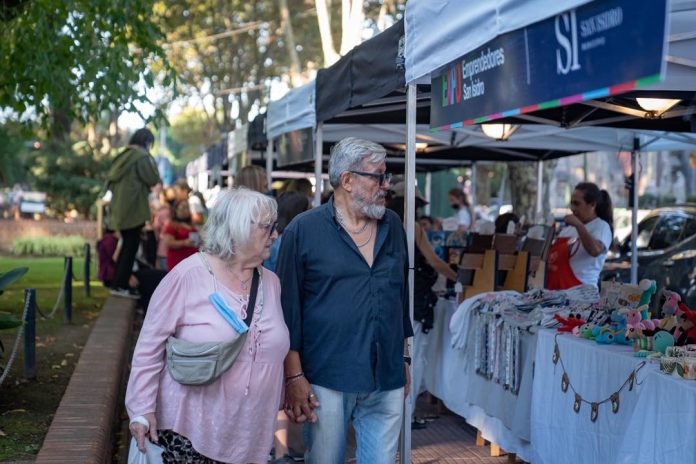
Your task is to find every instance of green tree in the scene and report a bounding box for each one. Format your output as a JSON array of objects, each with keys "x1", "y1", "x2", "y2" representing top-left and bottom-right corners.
[
  {"x1": 0, "y1": 124, "x2": 29, "y2": 187},
  {"x1": 0, "y1": 0, "x2": 176, "y2": 141},
  {"x1": 27, "y1": 140, "x2": 109, "y2": 217}
]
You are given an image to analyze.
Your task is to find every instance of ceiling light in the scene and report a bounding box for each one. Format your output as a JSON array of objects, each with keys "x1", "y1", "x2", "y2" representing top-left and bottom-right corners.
[
  {"x1": 481, "y1": 124, "x2": 519, "y2": 141},
  {"x1": 415, "y1": 142, "x2": 428, "y2": 151},
  {"x1": 635, "y1": 98, "x2": 681, "y2": 117}
]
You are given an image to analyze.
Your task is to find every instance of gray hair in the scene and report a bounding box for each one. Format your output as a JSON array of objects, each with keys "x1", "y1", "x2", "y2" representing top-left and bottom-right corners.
[
  {"x1": 201, "y1": 188, "x2": 277, "y2": 261},
  {"x1": 328, "y1": 137, "x2": 386, "y2": 188}
]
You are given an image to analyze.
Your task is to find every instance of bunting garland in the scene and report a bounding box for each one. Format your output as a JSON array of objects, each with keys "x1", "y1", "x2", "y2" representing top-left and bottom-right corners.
[{"x1": 552, "y1": 334, "x2": 646, "y2": 422}]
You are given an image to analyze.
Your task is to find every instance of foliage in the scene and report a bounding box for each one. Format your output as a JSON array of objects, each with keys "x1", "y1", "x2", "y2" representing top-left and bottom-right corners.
[
  {"x1": 26, "y1": 140, "x2": 109, "y2": 217},
  {"x1": 0, "y1": 267, "x2": 28, "y2": 296},
  {"x1": 168, "y1": 107, "x2": 221, "y2": 162},
  {"x1": 0, "y1": 124, "x2": 29, "y2": 187},
  {"x1": 0, "y1": 0, "x2": 176, "y2": 138},
  {"x1": 10, "y1": 236, "x2": 87, "y2": 257}
]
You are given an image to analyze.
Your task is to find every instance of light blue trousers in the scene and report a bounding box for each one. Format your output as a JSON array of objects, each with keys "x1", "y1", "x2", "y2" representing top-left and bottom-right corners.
[{"x1": 304, "y1": 384, "x2": 404, "y2": 464}]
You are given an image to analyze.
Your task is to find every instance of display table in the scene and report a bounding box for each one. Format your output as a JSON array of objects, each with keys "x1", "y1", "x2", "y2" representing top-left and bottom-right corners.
[
  {"x1": 531, "y1": 329, "x2": 651, "y2": 464},
  {"x1": 420, "y1": 298, "x2": 534, "y2": 461}
]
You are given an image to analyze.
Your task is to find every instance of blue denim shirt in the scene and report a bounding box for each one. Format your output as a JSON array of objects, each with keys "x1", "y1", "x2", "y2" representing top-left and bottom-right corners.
[{"x1": 276, "y1": 197, "x2": 413, "y2": 393}]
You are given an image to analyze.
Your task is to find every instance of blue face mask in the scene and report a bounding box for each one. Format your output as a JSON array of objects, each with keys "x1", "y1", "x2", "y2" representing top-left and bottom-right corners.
[
  {"x1": 264, "y1": 190, "x2": 274, "y2": 197},
  {"x1": 209, "y1": 293, "x2": 248, "y2": 334}
]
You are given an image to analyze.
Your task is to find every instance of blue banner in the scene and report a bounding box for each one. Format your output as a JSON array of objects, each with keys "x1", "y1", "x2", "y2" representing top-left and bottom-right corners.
[{"x1": 430, "y1": 0, "x2": 668, "y2": 129}]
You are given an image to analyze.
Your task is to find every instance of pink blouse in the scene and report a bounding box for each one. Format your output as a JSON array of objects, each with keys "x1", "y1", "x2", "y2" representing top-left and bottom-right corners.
[{"x1": 125, "y1": 254, "x2": 290, "y2": 463}]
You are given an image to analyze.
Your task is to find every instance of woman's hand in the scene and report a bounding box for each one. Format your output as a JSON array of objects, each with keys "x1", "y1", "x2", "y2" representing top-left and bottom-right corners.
[
  {"x1": 129, "y1": 412, "x2": 158, "y2": 453},
  {"x1": 564, "y1": 214, "x2": 583, "y2": 229},
  {"x1": 284, "y1": 378, "x2": 319, "y2": 424}
]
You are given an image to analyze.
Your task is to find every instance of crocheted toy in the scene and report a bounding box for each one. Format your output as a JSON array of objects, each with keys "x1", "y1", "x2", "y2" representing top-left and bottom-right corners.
[
  {"x1": 659, "y1": 291, "x2": 681, "y2": 332},
  {"x1": 595, "y1": 327, "x2": 618, "y2": 344},
  {"x1": 638, "y1": 279, "x2": 657, "y2": 318},
  {"x1": 674, "y1": 302, "x2": 696, "y2": 345},
  {"x1": 554, "y1": 313, "x2": 585, "y2": 333},
  {"x1": 634, "y1": 331, "x2": 675, "y2": 358}
]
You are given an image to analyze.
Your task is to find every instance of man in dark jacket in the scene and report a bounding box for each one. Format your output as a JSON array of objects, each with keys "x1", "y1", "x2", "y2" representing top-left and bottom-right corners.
[{"x1": 106, "y1": 128, "x2": 161, "y2": 298}]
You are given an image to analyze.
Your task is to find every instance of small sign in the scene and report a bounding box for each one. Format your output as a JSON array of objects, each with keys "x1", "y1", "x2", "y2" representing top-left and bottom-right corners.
[{"x1": 430, "y1": 0, "x2": 668, "y2": 130}]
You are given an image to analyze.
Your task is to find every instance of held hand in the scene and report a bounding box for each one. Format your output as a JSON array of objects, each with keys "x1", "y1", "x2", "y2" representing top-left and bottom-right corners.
[
  {"x1": 129, "y1": 412, "x2": 157, "y2": 453},
  {"x1": 564, "y1": 214, "x2": 583, "y2": 229},
  {"x1": 284, "y1": 378, "x2": 319, "y2": 424},
  {"x1": 404, "y1": 363, "x2": 411, "y2": 398}
]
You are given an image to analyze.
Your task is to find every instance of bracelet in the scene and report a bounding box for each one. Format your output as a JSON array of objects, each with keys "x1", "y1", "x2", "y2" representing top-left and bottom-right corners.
[
  {"x1": 403, "y1": 355, "x2": 412, "y2": 366},
  {"x1": 285, "y1": 374, "x2": 305, "y2": 386},
  {"x1": 285, "y1": 371, "x2": 304, "y2": 381}
]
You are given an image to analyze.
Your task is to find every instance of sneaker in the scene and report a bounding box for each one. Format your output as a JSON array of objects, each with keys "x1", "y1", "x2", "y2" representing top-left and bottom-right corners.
[
  {"x1": 411, "y1": 417, "x2": 428, "y2": 430},
  {"x1": 110, "y1": 287, "x2": 140, "y2": 299}
]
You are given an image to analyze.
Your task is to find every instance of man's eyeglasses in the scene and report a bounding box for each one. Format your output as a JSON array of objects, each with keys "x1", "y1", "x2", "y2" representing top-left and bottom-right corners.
[
  {"x1": 253, "y1": 220, "x2": 278, "y2": 235},
  {"x1": 349, "y1": 170, "x2": 393, "y2": 186}
]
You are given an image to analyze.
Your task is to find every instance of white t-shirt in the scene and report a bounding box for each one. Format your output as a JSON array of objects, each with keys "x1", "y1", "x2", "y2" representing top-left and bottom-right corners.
[
  {"x1": 559, "y1": 217, "x2": 613, "y2": 287},
  {"x1": 457, "y1": 208, "x2": 472, "y2": 228}
]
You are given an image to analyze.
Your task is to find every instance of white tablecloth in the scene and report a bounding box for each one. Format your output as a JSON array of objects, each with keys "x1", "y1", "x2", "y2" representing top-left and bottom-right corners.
[
  {"x1": 420, "y1": 298, "x2": 534, "y2": 462},
  {"x1": 531, "y1": 329, "x2": 651, "y2": 464},
  {"x1": 617, "y1": 370, "x2": 696, "y2": 464}
]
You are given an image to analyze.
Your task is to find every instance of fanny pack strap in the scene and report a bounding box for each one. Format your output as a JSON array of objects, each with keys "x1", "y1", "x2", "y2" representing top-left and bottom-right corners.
[{"x1": 244, "y1": 268, "x2": 260, "y2": 326}]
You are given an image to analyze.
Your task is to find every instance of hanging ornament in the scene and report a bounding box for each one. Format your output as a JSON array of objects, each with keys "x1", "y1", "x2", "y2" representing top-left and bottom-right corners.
[
  {"x1": 553, "y1": 343, "x2": 560, "y2": 365},
  {"x1": 610, "y1": 393, "x2": 620, "y2": 413},
  {"x1": 628, "y1": 372, "x2": 635, "y2": 391},
  {"x1": 590, "y1": 402, "x2": 599, "y2": 422},
  {"x1": 561, "y1": 373, "x2": 570, "y2": 392},
  {"x1": 573, "y1": 394, "x2": 582, "y2": 413}
]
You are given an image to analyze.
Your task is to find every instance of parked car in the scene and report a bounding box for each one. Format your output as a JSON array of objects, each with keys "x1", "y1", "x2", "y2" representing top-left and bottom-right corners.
[{"x1": 602, "y1": 205, "x2": 696, "y2": 314}]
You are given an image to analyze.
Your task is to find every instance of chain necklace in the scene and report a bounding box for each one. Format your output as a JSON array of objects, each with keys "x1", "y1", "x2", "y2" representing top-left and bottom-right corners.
[
  {"x1": 335, "y1": 207, "x2": 369, "y2": 234},
  {"x1": 228, "y1": 268, "x2": 253, "y2": 291},
  {"x1": 354, "y1": 222, "x2": 375, "y2": 248}
]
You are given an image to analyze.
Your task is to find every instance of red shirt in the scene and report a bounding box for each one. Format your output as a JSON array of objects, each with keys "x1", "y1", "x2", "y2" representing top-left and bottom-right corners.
[{"x1": 164, "y1": 222, "x2": 199, "y2": 270}]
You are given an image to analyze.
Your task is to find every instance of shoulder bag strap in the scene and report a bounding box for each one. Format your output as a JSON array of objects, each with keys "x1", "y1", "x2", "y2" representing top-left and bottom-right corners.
[{"x1": 244, "y1": 268, "x2": 260, "y2": 326}]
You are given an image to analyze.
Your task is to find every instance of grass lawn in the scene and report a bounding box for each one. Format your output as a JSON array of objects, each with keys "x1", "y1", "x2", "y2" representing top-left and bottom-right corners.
[{"x1": 0, "y1": 256, "x2": 108, "y2": 461}]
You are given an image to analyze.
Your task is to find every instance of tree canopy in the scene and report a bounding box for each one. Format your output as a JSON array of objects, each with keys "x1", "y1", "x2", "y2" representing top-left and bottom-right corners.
[{"x1": 0, "y1": 0, "x2": 176, "y2": 139}]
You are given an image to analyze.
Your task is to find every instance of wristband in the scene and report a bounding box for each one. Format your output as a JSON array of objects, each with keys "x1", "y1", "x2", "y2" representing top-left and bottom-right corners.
[
  {"x1": 285, "y1": 373, "x2": 305, "y2": 386},
  {"x1": 403, "y1": 356, "x2": 412, "y2": 366},
  {"x1": 285, "y1": 371, "x2": 304, "y2": 381}
]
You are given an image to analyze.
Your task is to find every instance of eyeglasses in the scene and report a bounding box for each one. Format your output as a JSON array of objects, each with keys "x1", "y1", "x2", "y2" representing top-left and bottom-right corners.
[
  {"x1": 253, "y1": 220, "x2": 278, "y2": 235},
  {"x1": 349, "y1": 170, "x2": 393, "y2": 186}
]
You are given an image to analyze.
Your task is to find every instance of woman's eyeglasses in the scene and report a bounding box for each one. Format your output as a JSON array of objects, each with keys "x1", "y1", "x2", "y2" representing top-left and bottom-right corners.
[
  {"x1": 349, "y1": 170, "x2": 393, "y2": 186},
  {"x1": 253, "y1": 220, "x2": 278, "y2": 235}
]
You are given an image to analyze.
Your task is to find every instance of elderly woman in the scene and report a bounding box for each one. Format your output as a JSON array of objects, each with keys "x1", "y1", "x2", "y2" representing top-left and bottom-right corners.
[{"x1": 126, "y1": 188, "x2": 289, "y2": 463}]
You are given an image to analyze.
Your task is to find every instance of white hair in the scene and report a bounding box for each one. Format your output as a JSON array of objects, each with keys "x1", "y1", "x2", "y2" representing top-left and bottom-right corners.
[
  {"x1": 201, "y1": 188, "x2": 277, "y2": 261},
  {"x1": 328, "y1": 137, "x2": 386, "y2": 188}
]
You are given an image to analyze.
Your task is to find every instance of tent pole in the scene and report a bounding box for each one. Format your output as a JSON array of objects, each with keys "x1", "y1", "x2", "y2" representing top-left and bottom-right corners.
[
  {"x1": 400, "y1": 82, "x2": 416, "y2": 464},
  {"x1": 424, "y1": 172, "x2": 432, "y2": 216},
  {"x1": 471, "y1": 162, "x2": 477, "y2": 214},
  {"x1": 630, "y1": 138, "x2": 639, "y2": 285},
  {"x1": 314, "y1": 123, "x2": 323, "y2": 206},
  {"x1": 266, "y1": 140, "x2": 273, "y2": 192},
  {"x1": 536, "y1": 160, "x2": 543, "y2": 222}
]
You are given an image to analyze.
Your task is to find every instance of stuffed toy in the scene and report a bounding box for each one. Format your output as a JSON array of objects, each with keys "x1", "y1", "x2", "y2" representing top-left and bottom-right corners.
[
  {"x1": 595, "y1": 327, "x2": 618, "y2": 344},
  {"x1": 620, "y1": 305, "x2": 660, "y2": 336},
  {"x1": 659, "y1": 291, "x2": 681, "y2": 332},
  {"x1": 554, "y1": 313, "x2": 585, "y2": 333},
  {"x1": 638, "y1": 279, "x2": 657, "y2": 319},
  {"x1": 634, "y1": 331, "x2": 674, "y2": 358},
  {"x1": 674, "y1": 302, "x2": 696, "y2": 345}
]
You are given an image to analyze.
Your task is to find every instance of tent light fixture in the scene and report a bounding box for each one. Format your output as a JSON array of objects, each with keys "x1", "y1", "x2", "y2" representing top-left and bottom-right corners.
[
  {"x1": 481, "y1": 123, "x2": 519, "y2": 141},
  {"x1": 635, "y1": 98, "x2": 681, "y2": 118},
  {"x1": 415, "y1": 142, "x2": 428, "y2": 151}
]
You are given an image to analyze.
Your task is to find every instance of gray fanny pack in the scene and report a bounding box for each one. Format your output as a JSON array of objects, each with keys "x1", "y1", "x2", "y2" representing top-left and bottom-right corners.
[{"x1": 165, "y1": 253, "x2": 261, "y2": 386}]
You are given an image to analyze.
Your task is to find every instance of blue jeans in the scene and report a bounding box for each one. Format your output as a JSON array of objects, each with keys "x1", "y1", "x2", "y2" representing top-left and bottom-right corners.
[{"x1": 304, "y1": 385, "x2": 404, "y2": 464}]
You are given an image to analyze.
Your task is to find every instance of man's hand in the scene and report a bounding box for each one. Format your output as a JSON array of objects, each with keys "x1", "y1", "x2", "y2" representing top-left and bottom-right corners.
[
  {"x1": 129, "y1": 412, "x2": 157, "y2": 453},
  {"x1": 283, "y1": 378, "x2": 319, "y2": 424},
  {"x1": 404, "y1": 362, "x2": 411, "y2": 398}
]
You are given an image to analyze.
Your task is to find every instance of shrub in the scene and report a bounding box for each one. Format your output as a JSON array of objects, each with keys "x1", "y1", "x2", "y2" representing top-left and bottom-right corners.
[{"x1": 10, "y1": 236, "x2": 86, "y2": 257}]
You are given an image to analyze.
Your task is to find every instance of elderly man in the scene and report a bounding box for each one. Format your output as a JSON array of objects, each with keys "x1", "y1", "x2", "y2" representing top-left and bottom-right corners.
[{"x1": 276, "y1": 137, "x2": 412, "y2": 464}]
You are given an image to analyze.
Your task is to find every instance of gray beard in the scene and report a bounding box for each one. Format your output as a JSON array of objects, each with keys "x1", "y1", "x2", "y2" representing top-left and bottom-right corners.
[{"x1": 361, "y1": 202, "x2": 385, "y2": 219}]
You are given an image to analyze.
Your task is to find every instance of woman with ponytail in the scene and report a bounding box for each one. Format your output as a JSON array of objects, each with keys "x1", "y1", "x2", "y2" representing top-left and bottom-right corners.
[{"x1": 547, "y1": 182, "x2": 614, "y2": 289}]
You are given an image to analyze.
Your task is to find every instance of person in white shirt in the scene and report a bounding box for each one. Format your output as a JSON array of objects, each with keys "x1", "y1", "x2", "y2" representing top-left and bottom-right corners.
[
  {"x1": 551, "y1": 182, "x2": 614, "y2": 288},
  {"x1": 448, "y1": 188, "x2": 475, "y2": 232}
]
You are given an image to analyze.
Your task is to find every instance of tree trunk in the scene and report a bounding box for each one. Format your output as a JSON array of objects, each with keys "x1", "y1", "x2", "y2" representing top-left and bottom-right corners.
[
  {"x1": 508, "y1": 161, "x2": 558, "y2": 224},
  {"x1": 315, "y1": 0, "x2": 340, "y2": 66},
  {"x1": 50, "y1": 107, "x2": 71, "y2": 143},
  {"x1": 340, "y1": 0, "x2": 364, "y2": 55},
  {"x1": 279, "y1": 0, "x2": 303, "y2": 87}
]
